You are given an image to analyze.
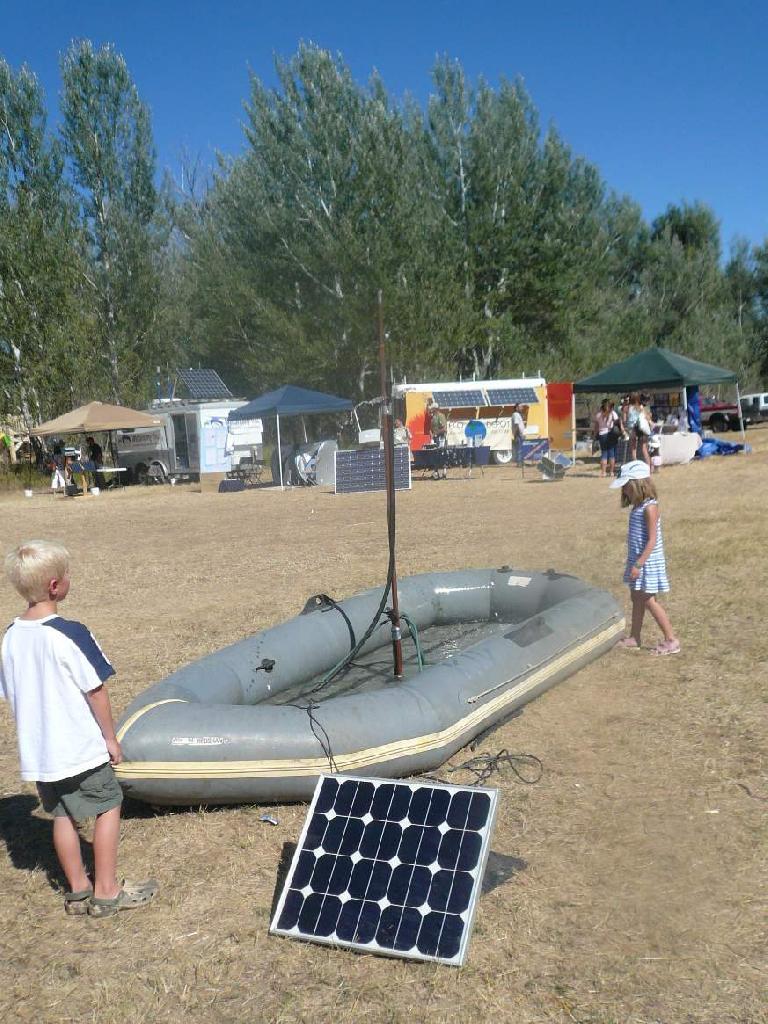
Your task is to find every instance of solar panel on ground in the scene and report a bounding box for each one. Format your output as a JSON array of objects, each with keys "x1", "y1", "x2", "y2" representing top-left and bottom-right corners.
[
  {"x1": 484, "y1": 387, "x2": 539, "y2": 405},
  {"x1": 270, "y1": 775, "x2": 498, "y2": 965},
  {"x1": 334, "y1": 446, "x2": 411, "y2": 494},
  {"x1": 431, "y1": 390, "x2": 485, "y2": 408},
  {"x1": 176, "y1": 368, "x2": 233, "y2": 400}
]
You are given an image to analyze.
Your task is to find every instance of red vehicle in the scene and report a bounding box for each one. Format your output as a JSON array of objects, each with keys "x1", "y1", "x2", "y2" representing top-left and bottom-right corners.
[{"x1": 699, "y1": 400, "x2": 749, "y2": 433}]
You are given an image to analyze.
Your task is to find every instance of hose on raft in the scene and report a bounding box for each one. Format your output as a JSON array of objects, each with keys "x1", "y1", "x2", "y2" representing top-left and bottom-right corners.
[{"x1": 399, "y1": 612, "x2": 425, "y2": 671}]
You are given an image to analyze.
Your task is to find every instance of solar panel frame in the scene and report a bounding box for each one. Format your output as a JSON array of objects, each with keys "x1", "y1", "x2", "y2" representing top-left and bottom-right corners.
[
  {"x1": 483, "y1": 387, "x2": 539, "y2": 405},
  {"x1": 270, "y1": 774, "x2": 498, "y2": 966},
  {"x1": 176, "y1": 368, "x2": 233, "y2": 400},
  {"x1": 431, "y1": 389, "x2": 485, "y2": 408}
]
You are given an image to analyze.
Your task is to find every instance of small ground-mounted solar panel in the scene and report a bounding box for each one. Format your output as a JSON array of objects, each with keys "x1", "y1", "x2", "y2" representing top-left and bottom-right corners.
[
  {"x1": 431, "y1": 389, "x2": 485, "y2": 408},
  {"x1": 334, "y1": 446, "x2": 411, "y2": 494},
  {"x1": 484, "y1": 386, "x2": 539, "y2": 405},
  {"x1": 270, "y1": 775, "x2": 498, "y2": 966},
  {"x1": 176, "y1": 368, "x2": 233, "y2": 400}
]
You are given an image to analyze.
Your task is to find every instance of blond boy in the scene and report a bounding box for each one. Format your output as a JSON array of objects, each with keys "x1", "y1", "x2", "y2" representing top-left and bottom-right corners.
[{"x1": 1, "y1": 540, "x2": 156, "y2": 916}]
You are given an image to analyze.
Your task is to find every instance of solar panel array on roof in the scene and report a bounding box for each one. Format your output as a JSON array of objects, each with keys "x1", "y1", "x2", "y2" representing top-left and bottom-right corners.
[
  {"x1": 270, "y1": 775, "x2": 497, "y2": 965},
  {"x1": 484, "y1": 387, "x2": 539, "y2": 405},
  {"x1": 176, "y1": 368, "x2": 233, "y2": 400},
  {"x1": 431, "y1": 390, "x2": 485, "y2": 408},
  {"x1": 334, "y1": 446, "x2": 411, "y2": 494}
]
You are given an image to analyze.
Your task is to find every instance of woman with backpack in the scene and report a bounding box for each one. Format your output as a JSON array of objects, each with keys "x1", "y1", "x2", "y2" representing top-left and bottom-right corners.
[{"x1": 593, "y1": 398, "x2": 622, "y2": 478}]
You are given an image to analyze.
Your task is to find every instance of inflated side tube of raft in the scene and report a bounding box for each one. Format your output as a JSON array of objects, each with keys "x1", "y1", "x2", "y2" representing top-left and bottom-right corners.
[{"x1": 114, "y1": 568, "x2": 623, "y2": 805}]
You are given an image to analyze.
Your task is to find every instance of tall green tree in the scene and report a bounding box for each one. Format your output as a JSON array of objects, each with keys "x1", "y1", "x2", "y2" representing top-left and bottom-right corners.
[
  {"x1": 0, "y1": 59, "x2": 90, "y2": 425},
  {"x1": 60, "y1": 41, "x2": 164, "y2": 404}
]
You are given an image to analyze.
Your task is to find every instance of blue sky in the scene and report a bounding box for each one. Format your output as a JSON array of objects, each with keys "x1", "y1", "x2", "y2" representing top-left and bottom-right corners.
[{"x1": 3, "y1": 0, "x2": 766, "y2": 250}]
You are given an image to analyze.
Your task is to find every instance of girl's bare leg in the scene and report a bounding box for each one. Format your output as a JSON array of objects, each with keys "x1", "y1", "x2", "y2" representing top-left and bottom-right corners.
[
  {"x1": 608, "y1": 456, "x2": 616, "y2": 477},
  {"x1": 644, "y1": 595, "x2": 676, "y2": 642},
  {"x1": 629, "y1": 589, "x2": 646, "y2": 642}
]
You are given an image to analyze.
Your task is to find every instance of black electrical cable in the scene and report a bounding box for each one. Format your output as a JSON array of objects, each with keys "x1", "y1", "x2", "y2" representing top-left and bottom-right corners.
[
  {"x1": 419, "y1": 749, "x2": 543, "y2": 787},
  {"x1": 290, "y1": 423, "x2": 399, "y2": 768},
  {"x1": 305, "y1": 473, "x2": 397, "y2": 698}
]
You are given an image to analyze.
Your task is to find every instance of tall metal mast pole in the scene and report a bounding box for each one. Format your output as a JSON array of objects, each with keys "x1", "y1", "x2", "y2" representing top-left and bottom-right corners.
[{"x1": 378, "y1": 291, "x2": 403, "y2": 679}]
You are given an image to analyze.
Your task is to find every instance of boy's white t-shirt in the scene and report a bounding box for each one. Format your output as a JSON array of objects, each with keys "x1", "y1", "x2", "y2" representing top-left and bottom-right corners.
[{"x1": 0, "y1": 615, "x2": 115, "y2": 781}]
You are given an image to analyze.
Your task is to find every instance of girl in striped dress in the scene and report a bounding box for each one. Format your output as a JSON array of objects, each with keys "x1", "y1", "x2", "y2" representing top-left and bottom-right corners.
[{"x1": 610, "y1": 460, "x2": 680, "y2": 655}]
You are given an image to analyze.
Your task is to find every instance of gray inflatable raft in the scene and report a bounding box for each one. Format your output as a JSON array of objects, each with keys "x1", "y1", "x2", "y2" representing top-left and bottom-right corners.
[{"x1": 115, "y1": 568, "x2": 623, "y2": 805}]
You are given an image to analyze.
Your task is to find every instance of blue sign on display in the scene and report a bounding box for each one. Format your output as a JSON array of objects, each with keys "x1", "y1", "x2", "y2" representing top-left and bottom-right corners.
[{"x1": 464, "y1": 420, "x2": 487, "y2": 441}]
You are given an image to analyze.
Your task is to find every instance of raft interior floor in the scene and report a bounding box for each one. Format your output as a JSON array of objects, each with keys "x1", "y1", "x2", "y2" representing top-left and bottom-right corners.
[{"x1": 269, "y1": 619, "x2": 503, "y2": 706}]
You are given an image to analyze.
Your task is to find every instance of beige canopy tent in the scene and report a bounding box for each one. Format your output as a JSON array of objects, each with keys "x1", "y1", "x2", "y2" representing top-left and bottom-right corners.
[{"x1": 33, "y1": 401, "x2": 162, "y2": 436}]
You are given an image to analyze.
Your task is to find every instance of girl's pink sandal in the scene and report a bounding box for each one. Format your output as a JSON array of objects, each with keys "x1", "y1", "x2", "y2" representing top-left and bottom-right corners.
[
  {"x1": 649, "y1": 639, "x2": 681, "y2": 656},
  {"x1": 616, "y1": 637, "x2": 641, "y2": 650}
]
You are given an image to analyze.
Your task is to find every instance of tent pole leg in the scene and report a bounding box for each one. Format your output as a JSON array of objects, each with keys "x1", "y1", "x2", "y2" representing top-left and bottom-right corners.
[
  {"x1": 735, "y1": 382, "x2": 747, "y2": 445},
  {"x1": 276, "y1": 414, "x2": 284, "y2": 489},
  {"x1": 571, "y1": 391, "x2": 576, "y2": 463}
]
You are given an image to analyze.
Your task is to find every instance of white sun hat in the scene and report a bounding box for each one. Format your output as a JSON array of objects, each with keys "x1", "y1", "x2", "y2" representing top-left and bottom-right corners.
[{"x1": 610, "y1": 459, "x2": 651, "y2": 489}]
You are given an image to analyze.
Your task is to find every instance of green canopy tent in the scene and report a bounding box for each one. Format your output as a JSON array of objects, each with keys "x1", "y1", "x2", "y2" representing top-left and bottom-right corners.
[{"x1": 574, "y1": 346, "x2": 744, "y2": 437}]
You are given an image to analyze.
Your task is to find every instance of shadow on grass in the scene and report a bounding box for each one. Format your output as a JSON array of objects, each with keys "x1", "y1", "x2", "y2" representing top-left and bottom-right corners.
[
  {"x1": 0, "y1": 794, "x2": 166, "y2": 892},
  {"x1": 482, "y1": 851, "x2": 527, "y2": 894},
  {"x1": 0, "y1": 794, "x2": 64, "y2": 889},
  {"x1": 269, "y1": 841, "x2": 297, "y2": 921}
]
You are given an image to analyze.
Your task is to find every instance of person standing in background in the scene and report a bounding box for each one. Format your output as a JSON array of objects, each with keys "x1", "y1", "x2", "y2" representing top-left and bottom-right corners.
[
  {"x1": 393, "y1": 419, "x2": 412, "y2": 445},
  {"x1": 427, "y1": 400, "x2": 448, "y2": 479},
  {"x1": 86, "y1": 436, "x2": 104, "y2": 490},
  {"x1": 511, "y1": 404, "x2": 526, "y2": 466}
]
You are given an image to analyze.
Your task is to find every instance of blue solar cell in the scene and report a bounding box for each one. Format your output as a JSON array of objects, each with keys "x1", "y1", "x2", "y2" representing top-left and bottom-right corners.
[
  {"x1": 304, "y1": 812, "x2": 327, "y2": 849},
  {"x1": 316, "y1": 896, "x2": 344, "y2": 937},
  {"x1": 417, "y1": 911, "x2": 462, "y2": 957},
  {"x1": 337, "y1": 899, "x2": 377, "y2": 942},
  {"x1": 311, "y1": 854, "x2": 337, "y2": 891},
  {"x1": 271, "y1": 774, "x2": 498, "y2": 965},
  {"x1": 425, "y1": 788, "x2": 451, "y2": 825},
  {"x1": 350, "y1": 781, "x2": 375, "y2": 817},
  {"x1": 406, "y1": 786, "x2": 433, "y2": 824},
  {"x1": 436, "y1": 829, "x2": 483, "y2": 872},
  {"x1": 376, "y1": 822, "x2": 404, "y2": 859},
  {"x1": 315, "y1": 777, "x2": 339, "y2": 812},
  {"x1": 292, "y1": 850, "x2": 316, "y2": 889},
  {"x1": 429, "y1": 869, "x2": 474, "y2": 914},
  {"x1": 378, "y1": 905, "x2": 422, "y2": 950},
  {"x1": 276, "y1": 888, "x2": 303, "y2": 930},
  {"x1": 399, "y1": 824, "x2": 441, "y2": 865},
  {"x1": 334, "y1": 779, "x2": 358, "y2": 815},
  {"x1": 388, "y1": 863, "x2": 431, "y2": 906}
]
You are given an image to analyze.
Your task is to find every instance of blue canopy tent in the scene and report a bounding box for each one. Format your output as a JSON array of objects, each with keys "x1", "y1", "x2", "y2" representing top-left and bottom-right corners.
[{"x1": 228, "y1": 385, "x2": 354, "y2": 488}]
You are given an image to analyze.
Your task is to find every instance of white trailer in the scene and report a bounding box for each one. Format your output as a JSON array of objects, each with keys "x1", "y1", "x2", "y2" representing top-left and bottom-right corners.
[{"x1": 116, "y1": 400, "x2": 262, "y2": 484}]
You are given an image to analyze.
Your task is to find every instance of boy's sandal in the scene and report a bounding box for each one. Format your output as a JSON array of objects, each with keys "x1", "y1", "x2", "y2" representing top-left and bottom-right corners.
[
  {"x1": 64, "y1": 888, "x2": 93, "y2": 916},
  {"x1": 649, "y1": 640, "x2": 681, "y2": 657},
  {"x1": 615, "y1": 636, "x2": 641, "y2": 649},
  {"x1": 88, "y1": 880, "x2": 158, "y2": 918},
  {"x1": 121, "y1": 877, "x2": 159, "y2": 896}
]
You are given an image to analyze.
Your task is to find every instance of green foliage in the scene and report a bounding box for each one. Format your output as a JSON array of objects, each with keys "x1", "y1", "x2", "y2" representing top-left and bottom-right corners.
[
  {"x1": 2, "y1": 40, "x2": 767, "y2": 432},
  {"x1": 60, "y1": 40, "x2": 165, "y2": 405},
  {"x1": 0, "y1": 59, "x2": 91, "y2": 424}
]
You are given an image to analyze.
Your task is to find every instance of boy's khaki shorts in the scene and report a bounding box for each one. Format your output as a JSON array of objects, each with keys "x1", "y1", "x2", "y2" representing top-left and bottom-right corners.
[{"x1": 36, "y1": 762, "x2": 123, "y2": 822}]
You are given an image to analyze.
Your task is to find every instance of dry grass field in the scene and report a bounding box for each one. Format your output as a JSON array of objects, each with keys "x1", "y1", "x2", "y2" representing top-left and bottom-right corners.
[{"x1": 1, "y1": 431, "x2": 766, "y2": 1024}]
